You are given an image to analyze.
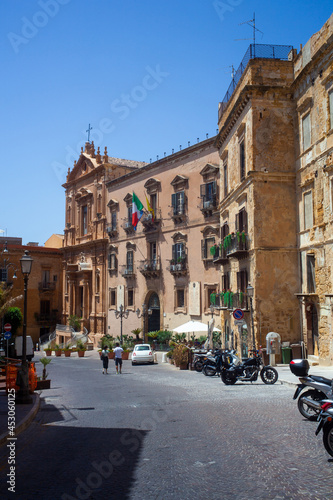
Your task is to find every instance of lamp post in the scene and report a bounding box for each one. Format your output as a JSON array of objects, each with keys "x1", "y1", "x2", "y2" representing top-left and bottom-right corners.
[
  {"x1": 136, "y1": 304, "x2": 152, "y2": 343},
  {"x1": 247, "y1": 283, "x2": 255, "y2": 350},
  {"x1": 16, "y1": 250, "x2": 33, "y2": 404},
  {"x1": 1, "y1": 242, "x2": 18, "y2": 360},
  {"x1": 114, "y1": 304, "x2": 129, "y2": 345}
]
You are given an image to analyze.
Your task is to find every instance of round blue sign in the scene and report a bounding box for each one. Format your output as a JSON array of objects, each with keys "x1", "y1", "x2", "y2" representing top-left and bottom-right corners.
[
  {"x1": 233, "y1": 309, "x2": 244, "y2": 320},
  {"x1": 4, "y1": 331, "x2": 12, "y2": 340}
]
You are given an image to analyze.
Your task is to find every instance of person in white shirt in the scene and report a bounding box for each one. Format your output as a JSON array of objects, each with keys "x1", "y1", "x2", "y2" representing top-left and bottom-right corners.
[{"x1": 113, "y1": 342, "x2": 124, "y2": 374}]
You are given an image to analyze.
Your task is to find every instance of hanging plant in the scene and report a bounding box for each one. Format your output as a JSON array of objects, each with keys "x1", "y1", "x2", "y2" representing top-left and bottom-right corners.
[
  {"x1": 239, "y1": 291, "x2": 244, "y2": 305},
  {"x1": 210, "y1": 244, "x2": 217, "y2": 256},
  {"x1": 210, "y1": 293, "x2": 216, "y2": 305},
  {"x1": 241, "y1": 232, "x2": 246, "y2": 244},
  {"x1": 237, "y1": 231, "x2": 241, "y2": 242}
]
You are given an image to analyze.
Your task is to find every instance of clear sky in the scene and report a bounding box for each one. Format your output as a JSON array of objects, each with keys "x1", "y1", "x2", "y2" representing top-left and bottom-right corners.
[{"x1": 1, "y1": 0, "x2": 332, "y2": 246}]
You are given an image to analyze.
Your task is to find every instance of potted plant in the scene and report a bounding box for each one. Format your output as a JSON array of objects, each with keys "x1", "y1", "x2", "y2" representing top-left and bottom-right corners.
[
  {"x1": 36, "y1": 357, "x2": 51, "y2": 390},
  {"x1": 44, "y1": 344, "x2": 52, "y2": 356},
  {"x1": 63, "y1": 345, "x2": 72, "y2": 357},
  {"x1": 131, "y1": 328, "x2": 142, "y2": 342},
  {"x1": 76, "y1": 339, "x2": 87, "y2": 357},
  {"x1": 54, "y1": 344, "x2": 62, "y2": 357},
  {"x1": 173, "y1": 344, "x2": 189, "y2": 369}
]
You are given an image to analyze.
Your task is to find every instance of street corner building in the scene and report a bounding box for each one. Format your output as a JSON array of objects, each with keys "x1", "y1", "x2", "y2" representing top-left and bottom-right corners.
[{"x1": 57, "y1": 14, "x2": 333, "y2": 364}]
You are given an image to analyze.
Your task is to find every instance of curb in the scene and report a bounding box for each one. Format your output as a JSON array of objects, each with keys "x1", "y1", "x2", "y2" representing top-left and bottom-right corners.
[
  {"x1": 0, "y1": 393, "x2": 40, "y2": 448},
  {"x1": 279, "y1": 378, "x2": 297, "y2": 388}
]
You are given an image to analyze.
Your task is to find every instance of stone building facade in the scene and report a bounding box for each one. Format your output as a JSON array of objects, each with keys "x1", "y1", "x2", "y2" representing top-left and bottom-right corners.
[
  {"x1": 0, "y1": 239, "x2": 63, "y2": 346},
  {"x1": 293, "y1": 14, "x2": 333, "y2": 363},
  {"x1": 215, "y1": 46, "x2": 300, "y2": 358},
  {"x1": 105, "y1": 138, "x2": 220, "y2": 344},
  {"x1": 62, "y1": 142, "x2": 146, "y2": 338}
]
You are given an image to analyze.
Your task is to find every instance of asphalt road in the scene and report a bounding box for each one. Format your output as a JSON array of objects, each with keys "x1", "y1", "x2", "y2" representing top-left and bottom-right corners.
[{"x1": 0, "y1": 351, "x2": 333, "y2": 500}]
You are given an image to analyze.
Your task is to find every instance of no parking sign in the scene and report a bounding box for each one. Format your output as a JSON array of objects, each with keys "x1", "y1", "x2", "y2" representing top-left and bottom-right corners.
[{"x1": 233, "y1": 309, "x2": 244, "y2": 320}]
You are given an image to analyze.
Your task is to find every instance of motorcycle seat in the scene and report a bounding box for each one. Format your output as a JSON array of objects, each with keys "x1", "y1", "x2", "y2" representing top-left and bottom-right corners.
[{"x1": 310, "y1": 375, "x2": 332, "y2": 386}]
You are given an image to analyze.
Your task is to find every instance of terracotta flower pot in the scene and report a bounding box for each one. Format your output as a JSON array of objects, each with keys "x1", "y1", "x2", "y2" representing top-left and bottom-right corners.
[
  {"x1": 36, "y1": 379, "x2": 51, "y2": 390},
  {"x1": 122, "y1": 352, "x2": 129, "y2": 360},
  {"x1": 44, "y1": 349, "x2": 52, "y2": 356},
  {"x1": 64, "y1": 350, "x2": 71, "y2": 357},
  {"x1": 55, "y1": 350, "x2": 62, "y2": 357},
  {"x1": 179, "y1": 363, "x2": 188, "y2": 370},
  {"x1": 108, "y1": 352, "x2": 115, "y2": 359},
  {"x1": 77, "y1": 350, "x2": 85, "y2": 357}
]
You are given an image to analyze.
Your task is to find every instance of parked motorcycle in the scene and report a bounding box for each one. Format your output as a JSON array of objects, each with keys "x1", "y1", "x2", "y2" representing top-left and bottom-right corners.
[
  {"x1": 289, "y1": 359, "x2": 333, "y2": 420},
  {"x1": 314, "y1": 399, "x2": 333, "y2": 457},
  {"x1": 220, "y1": 349, "x2": 278, "y2": 385},
  {"x1": 193, "y1": 351, "x2": 211, "y2": 373},
  {"x1": 202, "y1": 349, "x2": 229, "y2": 377}
]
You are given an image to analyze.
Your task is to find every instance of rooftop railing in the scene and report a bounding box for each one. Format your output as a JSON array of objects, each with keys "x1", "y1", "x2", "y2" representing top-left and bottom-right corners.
[{"x1": 218, "y1": 44, "x2": 293, "y2": 121}]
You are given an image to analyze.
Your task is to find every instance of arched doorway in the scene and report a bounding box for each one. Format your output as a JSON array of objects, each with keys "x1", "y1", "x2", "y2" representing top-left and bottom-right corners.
[{"x1": 148, "y1": 292, "x2": 160, "y2": 333}]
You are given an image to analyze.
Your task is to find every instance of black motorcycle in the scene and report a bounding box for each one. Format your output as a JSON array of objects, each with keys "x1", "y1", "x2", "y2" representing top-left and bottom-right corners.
[
  {"x1": 220, "y1": 349, "x2": 278, "y2": 385},
  {"x1": 193, "y1": 351, "x2": 211, "y2": 373},
  {"x1": 202, "y1": 349, "x2": 227, "y2": 376}
]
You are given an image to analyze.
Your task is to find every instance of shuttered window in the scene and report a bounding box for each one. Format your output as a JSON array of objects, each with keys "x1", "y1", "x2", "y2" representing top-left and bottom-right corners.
[
  {"x1": 201, "y1": 237, "x2": 215, "y2": 259},
  {"x1": 237, "y1": 269, "x2": 248, "y2": 292},
  {"x1": 302, "y1": 113, "x2": 311, "y2": 151},
  {"x1": 235, "y1": 208, "x2": 248, "y2": 233},
  {"x1": 307, "y1": 255, "x2": 316, "y2": 293},
  {"x1": 171, "y1": 191, "x2": 185, "y2": 215},
  {"x1": 329, "y1": 91, "x2": 333, "y2": 130},
  {"x1": 304, "y1": 191, "x2": 313, "y2": 230}
]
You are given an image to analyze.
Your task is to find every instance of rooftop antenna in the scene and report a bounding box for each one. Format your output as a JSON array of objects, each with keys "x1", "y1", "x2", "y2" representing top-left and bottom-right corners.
[{"x1": 235, "y1": 12, "x2": 264, "y2": 52}]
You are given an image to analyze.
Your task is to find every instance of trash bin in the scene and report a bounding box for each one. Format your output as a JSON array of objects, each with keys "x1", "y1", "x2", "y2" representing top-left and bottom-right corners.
[
  {"x1": 291, "y1": 343, "x2": 303, "y2": 359},
  {"x1": 281, "y1": 346, "x2": 292, "y2": 364},
  {"x1": 261, "y1": 348, "x2": 269, "y2": 366}
]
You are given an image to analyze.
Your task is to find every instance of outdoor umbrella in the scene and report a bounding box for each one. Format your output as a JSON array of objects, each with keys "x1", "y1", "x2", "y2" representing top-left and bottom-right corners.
[{"x1": 173, "y1": 320, "x2": 221, "y2": 333}]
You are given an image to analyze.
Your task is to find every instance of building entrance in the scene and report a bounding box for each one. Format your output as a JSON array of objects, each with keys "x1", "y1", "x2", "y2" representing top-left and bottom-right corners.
[{"x1": 148, "y1": 292, "x2": 160, "y2": 333}]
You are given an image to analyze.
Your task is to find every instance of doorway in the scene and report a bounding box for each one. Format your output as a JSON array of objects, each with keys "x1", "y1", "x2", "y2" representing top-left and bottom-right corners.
[{"x1": 147, "y1": 292, "x2": 160, "y2": 333}]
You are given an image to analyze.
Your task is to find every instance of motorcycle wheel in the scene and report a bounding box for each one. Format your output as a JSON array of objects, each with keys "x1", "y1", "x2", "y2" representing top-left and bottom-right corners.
[
  {"x1": 323, "y1": 421, "x2": 333, "y2": 457},
  {"x1": 203, "y1": 365, "x2": 216, "y2": 377},
  {"x1": 297, "y1": 389, "x2": 327, "y2": 421},
  {"x1": 194, "y1": 360, "x2": 203, "y2": 372},
  {"x1": 221, "y1": 370, "x2": 237, "y2": 385},
  {"x1": 260, "y1": 366, "x2": 278, "y2": 385}
]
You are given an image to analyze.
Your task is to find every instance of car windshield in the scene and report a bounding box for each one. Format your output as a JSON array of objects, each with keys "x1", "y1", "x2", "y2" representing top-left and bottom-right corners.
[{"x1": 137, "y1": 346, "x2": 150, "y2": 351}]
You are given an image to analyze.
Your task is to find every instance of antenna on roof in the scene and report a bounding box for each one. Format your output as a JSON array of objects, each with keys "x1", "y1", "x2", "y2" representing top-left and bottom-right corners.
[{"x1": 235, "y1": 12, "x2": 263, "y2": 46}]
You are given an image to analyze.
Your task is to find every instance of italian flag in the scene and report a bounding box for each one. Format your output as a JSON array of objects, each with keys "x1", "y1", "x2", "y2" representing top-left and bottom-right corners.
[{"x1": 132, "y1": 192, "x2": 144, "y2": 229}]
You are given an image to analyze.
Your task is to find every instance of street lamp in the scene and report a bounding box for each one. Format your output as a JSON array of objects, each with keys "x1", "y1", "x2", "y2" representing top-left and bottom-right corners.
[
  {"x1": 114, "y1": 304, "x2": 129, "y2": 345},
  {"x1": 1, "y1": 241, "x2": 18, "y2": 283},
  {"x1": 16, "y1": 250, "x2": 33, "y2": 404},
  {"x1": 136, "y1": 304, "x2": 152, "y2": 343},
  {"x1": 247, "y1": 283, "x2": 255, "y2": 350}
]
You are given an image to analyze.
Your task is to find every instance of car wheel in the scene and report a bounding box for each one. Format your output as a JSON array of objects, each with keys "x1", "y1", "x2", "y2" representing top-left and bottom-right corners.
[{"x1": 131, "y1": 361, "x2": 135, "y2": 365}]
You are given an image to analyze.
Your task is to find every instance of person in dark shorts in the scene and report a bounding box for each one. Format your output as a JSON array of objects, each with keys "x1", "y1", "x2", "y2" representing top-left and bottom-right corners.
[
  {"x1": 113, "y1": 342, "x2": 123, "y2": 374},
  {"x1": 101, "y1": 346, "x2": 109, "y2": 374}
]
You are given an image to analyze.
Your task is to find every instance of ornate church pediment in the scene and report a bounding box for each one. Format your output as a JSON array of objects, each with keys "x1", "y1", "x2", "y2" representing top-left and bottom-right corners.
[{"x1": 170, "y1": 175, "x2": 188, "y2": 190}]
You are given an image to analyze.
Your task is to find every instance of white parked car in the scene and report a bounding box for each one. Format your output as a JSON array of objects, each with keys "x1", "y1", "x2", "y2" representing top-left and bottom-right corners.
[{"x1": 131, "y1": 344, "x2": 154, "y2": 365}]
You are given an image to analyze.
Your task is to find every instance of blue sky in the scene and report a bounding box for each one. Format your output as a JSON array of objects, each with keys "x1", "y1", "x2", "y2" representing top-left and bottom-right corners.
[{"x1": 1, "y1": 0, "x2": 332, "y2": 245}]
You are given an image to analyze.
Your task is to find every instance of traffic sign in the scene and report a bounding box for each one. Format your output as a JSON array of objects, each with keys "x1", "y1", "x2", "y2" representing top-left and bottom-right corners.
[
  {"x1": 4, "y1": 331, "x2": 11, "y2": 340},
  {"x1": 233, "y1": 309, "x2": 244, "y2": 320},
  {"x1": 4, "y1": 323, "x2": 11, "y2": 332},
  {"x1": 234, "y1": 319, "x2": 246, "y2": 326}
]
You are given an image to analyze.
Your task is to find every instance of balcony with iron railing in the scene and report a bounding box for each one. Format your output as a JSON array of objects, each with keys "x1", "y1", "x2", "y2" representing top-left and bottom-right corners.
[
  {"x1": 38, "y1": 281, "x2": 56, "y2": 291},
  {"x1": 141, "y1": 209, "x2": 162, "y2": 232},
  {"x1": 218, "y1": 44, "x2": 293, "y2": 122},
  {"x1": 211, "y1": 291, "x2": 249, "y2": 311},
  {"x1": 120, "y1": 265, "x2": 136, "y2": 279},
  {"x1": 168, "y1": 257, "x2": 187, "y2": 276},
  {"x1": 212, "y1": 243, "x2": 228, "y2": 264},
  {"x1": 199, "y1": 195, "x2": 218, "y2": 217},
  {"x1": 122, "y1": 220, "x2": 135, "y2": 234},
  {"x1": 224, "y1": 233, "x2": 249, "y2": 259},
  {"x1": 139, "y1": 258, "x2": 161, "y2": 278},
  {"x1": 170, "y1": 204, "x2": 187, "y2": 224},
  {"x1": 106, "y1": 223, "x2": 118, "y2": 238}
]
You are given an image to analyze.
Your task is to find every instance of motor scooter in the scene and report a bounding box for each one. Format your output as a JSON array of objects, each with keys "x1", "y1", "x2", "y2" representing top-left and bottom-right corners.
[
  {"x1": 315, "y1": 399, "x2": 333, "y2": 457},
  {"x1": 289, "y1": 359, "x2": 333, "y2": 420}
]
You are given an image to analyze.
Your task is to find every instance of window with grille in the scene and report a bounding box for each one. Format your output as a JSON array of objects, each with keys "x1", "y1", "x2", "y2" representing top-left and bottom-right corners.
[
  {"x1": 109, "y1": 289, "x2": 116, "y2": 307},
  {"x1": 172, "y1": 243, "x2": 185, "y2": 262},
  {"x1": 0, "y1": 268, "x2": 8, "y2": 282},
  {"x1": 127, "y1": 289, "x2": 134, "y2": 307},
  {"x1": 126, "y1": 251, "x2": 134, "y2": 272},
  {"x1": 111, "y1": 212, "x2": 117, "y2": 231}
]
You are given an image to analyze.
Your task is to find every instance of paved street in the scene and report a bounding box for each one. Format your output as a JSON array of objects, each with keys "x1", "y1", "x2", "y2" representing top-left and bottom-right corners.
[{"x1": 1, "y1": 351, "x2": 333, "y2": 500}]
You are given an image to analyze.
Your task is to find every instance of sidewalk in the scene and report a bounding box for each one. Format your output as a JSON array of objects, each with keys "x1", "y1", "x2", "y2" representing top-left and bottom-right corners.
[
  {"x1": 276, "y1": 363, "x2": 333, "y2": 387},
  {"x1": 0, "y1": 391, "x2": 40, "y2": 447}
]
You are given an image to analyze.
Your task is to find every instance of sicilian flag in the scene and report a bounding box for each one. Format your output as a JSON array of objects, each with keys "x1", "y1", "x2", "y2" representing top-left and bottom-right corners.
[
  {"x1": 145, "y1": 195, "x2": 155, "y2": 221},
  {"x1": 132, "y1": 192, "x2": 144, "y2": 229}
]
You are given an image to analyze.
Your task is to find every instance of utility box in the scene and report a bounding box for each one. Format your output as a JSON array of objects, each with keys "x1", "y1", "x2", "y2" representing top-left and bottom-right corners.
[{"x1": 291, "y1": 343, "x2": 303, "y2": 359}]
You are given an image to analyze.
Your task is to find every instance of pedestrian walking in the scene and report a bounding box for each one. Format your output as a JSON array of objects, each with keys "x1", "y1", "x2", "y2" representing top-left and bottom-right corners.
[
  {"x1": 113, "y1": 342, "x2": 123, "y2": 374},
  {"x1": 101, "y1": 346, "x2": 109, "y2": 374}
]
